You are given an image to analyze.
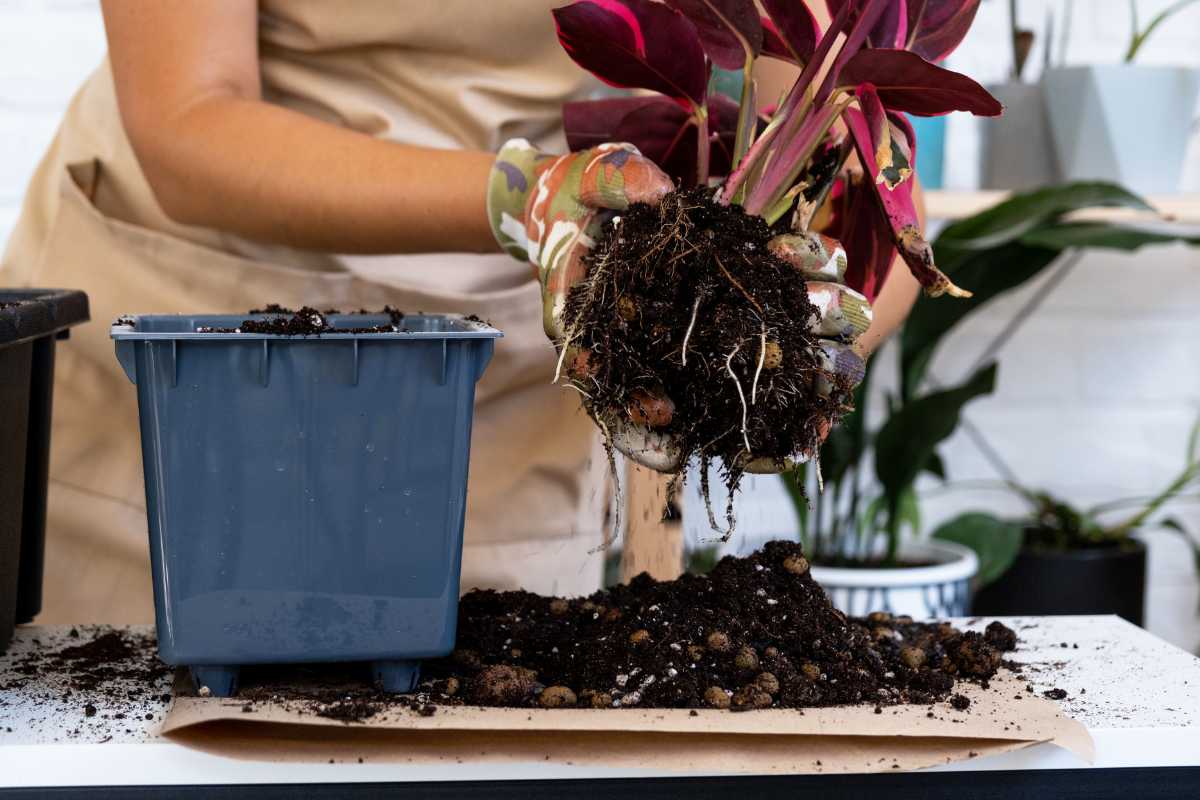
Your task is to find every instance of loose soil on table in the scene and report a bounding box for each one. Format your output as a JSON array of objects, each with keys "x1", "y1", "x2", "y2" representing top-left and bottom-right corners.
[
  {"x1": 196, "y1": 305, "x2": 407, "y2": 335},
  {"x1": 563, "y1": 188, "x2": 851, "y2": 532},
  {"x1": 0, "y1": 626, "x2": 172, "y2": 739},
  {"x1": 227, "y1": 542, "x2": 1016, "y2": 721}
]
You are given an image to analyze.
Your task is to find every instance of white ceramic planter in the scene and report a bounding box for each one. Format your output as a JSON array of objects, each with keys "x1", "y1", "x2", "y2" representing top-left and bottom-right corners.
[
  {"x1": 1042, "y1": 65, "x2": 1200, "y2": 195},
  {"x1": 981, "y1": 81, "x2": 1060, "y2": 190},
  {"x1": 811, "y1": 539, "x2": 979, "y2": 620}
]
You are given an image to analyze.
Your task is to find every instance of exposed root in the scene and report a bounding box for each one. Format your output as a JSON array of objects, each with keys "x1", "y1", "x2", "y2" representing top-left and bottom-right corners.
[
  {"x1": 751, "y1": 323, "x2": 767, "y2": 405},
  {"x1": 552, "y1": 332, "x2": 576, "y2": 385},
  {"x1": 680, "y1": 296, "x2": 702, "y2": 367},
  {"x1": 725, "y1": 344, "x2": 751, "y2": 455},
  {"x1": 590, "y1": 416, "x2": 622, "y2": 555},
  {"x1": 714, "y1": 255, "x2": 765, "y2": 317}
]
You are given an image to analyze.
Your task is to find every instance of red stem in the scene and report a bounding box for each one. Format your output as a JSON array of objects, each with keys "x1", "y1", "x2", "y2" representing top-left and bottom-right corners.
[{"x1": 718, "y1": 2, "x2": 853, "y2": 204}]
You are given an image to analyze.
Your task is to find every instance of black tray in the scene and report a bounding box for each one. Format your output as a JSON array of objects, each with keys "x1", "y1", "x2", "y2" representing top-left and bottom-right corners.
[{"x1": 0, "y1": 289, "x2": 89, "y2": 653}]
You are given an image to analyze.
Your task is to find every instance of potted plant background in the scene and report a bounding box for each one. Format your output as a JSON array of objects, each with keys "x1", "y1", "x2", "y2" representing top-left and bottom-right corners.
[
  {"x1": 783, "y1": 181, "x2": 1200, "y2": 618},
  {"x1": 979, "y1": 0, "x2": 1061, "y2": 189},
  {"x1": 935, "y1": 422, "x2": 1200, "y2": 625},
  {"x1": 1042, "y1": 0, "x2": 1200, "y2": 194}
]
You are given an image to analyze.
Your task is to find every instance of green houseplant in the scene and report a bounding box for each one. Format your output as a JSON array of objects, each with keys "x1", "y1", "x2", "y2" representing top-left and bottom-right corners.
[
  {"x1": 783, "y1": 181, "x2": 1200, "y2": 616},
  {"x1": 936, "y1": 417, "x2": 1200, "y2": 625}
]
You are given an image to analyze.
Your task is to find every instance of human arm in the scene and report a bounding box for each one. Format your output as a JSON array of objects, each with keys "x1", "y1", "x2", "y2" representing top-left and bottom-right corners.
[{"x1": 100, "y1": 0, "x2": 497, "y2": 255}]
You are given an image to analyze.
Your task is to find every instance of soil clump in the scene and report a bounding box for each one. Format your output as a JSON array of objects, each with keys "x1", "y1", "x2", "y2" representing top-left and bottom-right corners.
[{"x1": 563, "y1": 188, "x2": 852, "y2": 532}]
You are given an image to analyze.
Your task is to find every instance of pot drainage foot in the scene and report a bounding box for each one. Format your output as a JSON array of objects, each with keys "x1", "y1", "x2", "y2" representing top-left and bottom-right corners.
[
  {"x1": 190, "y1": 665, "x2": 240, "y2": 697},
  {"x1": 373, "y1": 659, "x2": 420, "y2": 693}
]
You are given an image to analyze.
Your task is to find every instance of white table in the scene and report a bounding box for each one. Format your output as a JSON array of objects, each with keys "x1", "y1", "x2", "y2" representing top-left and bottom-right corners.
[{"x1": 1, "y1": 615, "x2": 1197, "y2": 798}]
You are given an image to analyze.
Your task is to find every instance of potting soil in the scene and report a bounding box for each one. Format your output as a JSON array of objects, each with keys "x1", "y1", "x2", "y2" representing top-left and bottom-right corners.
[
  {"x1": 227, "y1": 541, "x2": 1015, "y2": 720},
  {"x1": 563, "y1": 188, "x2": 852, "y2": 531},
  {"x1": 197, "y1": 306, "x2": 406, "y2": 335}
]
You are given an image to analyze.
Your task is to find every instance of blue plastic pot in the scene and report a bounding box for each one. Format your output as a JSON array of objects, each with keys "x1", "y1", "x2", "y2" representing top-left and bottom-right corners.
[{"x1": 112, "y1": 312, "x2": 501, "y2": 696}]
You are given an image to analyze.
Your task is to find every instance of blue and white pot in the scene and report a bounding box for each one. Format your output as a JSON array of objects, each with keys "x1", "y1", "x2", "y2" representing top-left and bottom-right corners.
[{"x1": 811, "y1": 540, "x2": 979, "y2": 620}]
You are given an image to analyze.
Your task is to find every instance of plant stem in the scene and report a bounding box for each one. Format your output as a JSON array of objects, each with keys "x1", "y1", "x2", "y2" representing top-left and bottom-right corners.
[
  {"x1": 731, "y1": 57, "x2": 756, "y2": 171},
  {"x1": 745, "y1": 97, "x2": 849, "y2": 218},
  {"x1": 719, "y1": 2, "x2": 852, "y2": 204},
  {"x1": 695, "y1": 103, "x2": 710, "y2": 187},
  {"x1": 1125, "y1": 0, "x2": 1200, "y2": 62},
  {"x1": 884, "y1": 494, "x2": 900, "y2": 566},
  {"x1": 1009, "y1": 0, "x2": 1021, "y2": 80}
]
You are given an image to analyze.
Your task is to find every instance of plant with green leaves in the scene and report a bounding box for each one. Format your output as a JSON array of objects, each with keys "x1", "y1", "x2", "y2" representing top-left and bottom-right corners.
[
  {"x1": 1125, "y1": 0, "x2": 1200, "y2": 62},
  {"x1": 934, "y1": 416, "x2": 1200, "y2": 585},
  {"x1": 784, "y1": 180, "x2": 1200, "y2": 567}
]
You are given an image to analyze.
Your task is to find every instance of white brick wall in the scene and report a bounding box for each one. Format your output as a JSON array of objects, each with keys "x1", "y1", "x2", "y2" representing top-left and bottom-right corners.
[
  {"x1": 0, "y1": 1, "x2": 1196, "y2": 651},
  {"x1": 0, "y1": 0, "x2": 104, "y2": 245}
]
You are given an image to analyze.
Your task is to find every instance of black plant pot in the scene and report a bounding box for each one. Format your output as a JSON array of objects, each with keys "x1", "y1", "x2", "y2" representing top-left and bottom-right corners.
[{"x1": 972, "y1": 539, "x2": 1146, "y2": 626}]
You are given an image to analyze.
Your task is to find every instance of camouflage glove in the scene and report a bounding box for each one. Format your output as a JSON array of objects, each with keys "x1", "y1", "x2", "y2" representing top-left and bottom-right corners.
[
  {"x1": 742, "y1": 232, "x2": 872, "y2": 473},
  {"x1": 488, "y1": 140, "x2": 871, "y2": 474},
  {"x1": 488, "y1": 138, "x2": 679, "y2": 469}
]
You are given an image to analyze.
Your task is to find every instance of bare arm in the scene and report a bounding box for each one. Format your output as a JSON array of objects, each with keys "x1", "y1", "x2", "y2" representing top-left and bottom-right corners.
[{"x1": 101, "y1": 0, "x2": 498, "y2": 255}]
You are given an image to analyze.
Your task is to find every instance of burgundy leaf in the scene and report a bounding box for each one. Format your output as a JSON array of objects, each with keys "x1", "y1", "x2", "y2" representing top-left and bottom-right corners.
[
  {"x1": 563, "y1": 94, "x2": 738, "y2": 187},
  {"x1": 826, "y1": 0, "x2": 908, "y2": 49},
  {"x1": 839, "y1": 48, "x2": 1000, "y2": 116},
  {"x1": 760, "y1": 0, "x2": 819, "y2": 65},
  {"x1": 905, "y1": 0, "x2": 981, "y2": 62},
  {"x1": 553, "y1": 0, "x2": 708, "y2": 104},
  {"x1": 844, "y1": 105, "x2": 969, "y2": 297},
  {"x1": 563, "y1": 96, "x2": 667, "y2": 151},
  {"x1": 827, "y1": 177, "x2": 897, "y2": 302},
  {"x1": 666, "y1": 0, "x2": 761, "y2": 71}
]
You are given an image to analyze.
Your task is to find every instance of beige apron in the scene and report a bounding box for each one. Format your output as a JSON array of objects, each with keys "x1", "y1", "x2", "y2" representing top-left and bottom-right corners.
[{"x1": 0, "y1": 1, "x2": 609, "y2": 624}]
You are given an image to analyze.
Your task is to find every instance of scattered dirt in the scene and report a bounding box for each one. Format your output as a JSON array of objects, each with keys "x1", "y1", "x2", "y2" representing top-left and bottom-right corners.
[
  {"x1": 563, "y1": 188, "x2": 851, "y2": 533},
  {"x1": 1042, "y1": 688, "x2": 1068, "y2": 700},
  {"x1": 0, "y1": 627, "x2": 172, "y2": 739},
  {"x1": 197, "y1": 306, "x2": 407, "y2": 335}
]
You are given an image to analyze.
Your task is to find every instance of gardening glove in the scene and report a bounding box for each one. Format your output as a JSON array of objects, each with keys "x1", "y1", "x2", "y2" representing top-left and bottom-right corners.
[
  {"x1": 735, "y1": 232, "x2": 872, "y2": 474},
  {"x1": 488, "y1": 138, "x2": 682, "y2": 470}
]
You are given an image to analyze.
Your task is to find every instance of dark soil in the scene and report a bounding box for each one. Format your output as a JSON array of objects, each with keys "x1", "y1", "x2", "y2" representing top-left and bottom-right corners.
[
  {"x1": 564, "y1": 188, "x2": 850, "y2": 533},
  {"x1": 422, "y1": 541, "x2": 1014, "y2": 712},
  {"x1": 211, "y1": 542, "x2": 1016, "y2": 724},
  {"x1": 198, "y1": 306, "x2": 407, "y2": 335}
]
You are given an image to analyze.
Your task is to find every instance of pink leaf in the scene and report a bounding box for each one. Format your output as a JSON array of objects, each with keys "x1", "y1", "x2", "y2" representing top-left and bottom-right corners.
[
  {"x1": 839, "y1": 48, "x2": 1000, "y2": 116},
  {"x1": 825, "y1": 0, "x2": 909, "y2": 49},
  {"x1": 760, "y1": 0, "x2": 819, "y2": 65},
  {"x1": 905, "y1": 0, "x2": 981, "y2": 62},
  {"x1": 553, "y1": 0, "x2": 708, "y2": 104},
  {"x1": 844, "y1": 105, "x2": 969, "y2": 298},
  {"x1": 666, "y1": 0, "x2": 761, "y2": 71},
  {"x1": 563, "y1": 94, "x2": 739, "y2": 187},
  {"x1": 855, "y1": 85, "x2": 915, "y2": 190}
]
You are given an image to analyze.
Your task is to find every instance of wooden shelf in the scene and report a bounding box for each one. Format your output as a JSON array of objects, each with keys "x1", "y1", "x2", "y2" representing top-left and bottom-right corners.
[{"x1": 925, "y1": 189, "x2": 1200, "y2": 225}]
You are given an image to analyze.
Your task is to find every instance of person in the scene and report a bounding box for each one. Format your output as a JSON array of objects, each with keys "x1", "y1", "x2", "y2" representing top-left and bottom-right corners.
[{"x1": 0, "y1": 1, "x2": 920, "y2": 625}]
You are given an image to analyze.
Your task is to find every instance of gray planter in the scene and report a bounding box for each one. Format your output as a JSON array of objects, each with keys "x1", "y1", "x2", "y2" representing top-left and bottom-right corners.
[
  {"x1": 981, "y1": 81, "x2": 1060, "y2": 190},
  {"x1": 1042, "y1": 65, "x2": 1200, "y2": 194}
]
